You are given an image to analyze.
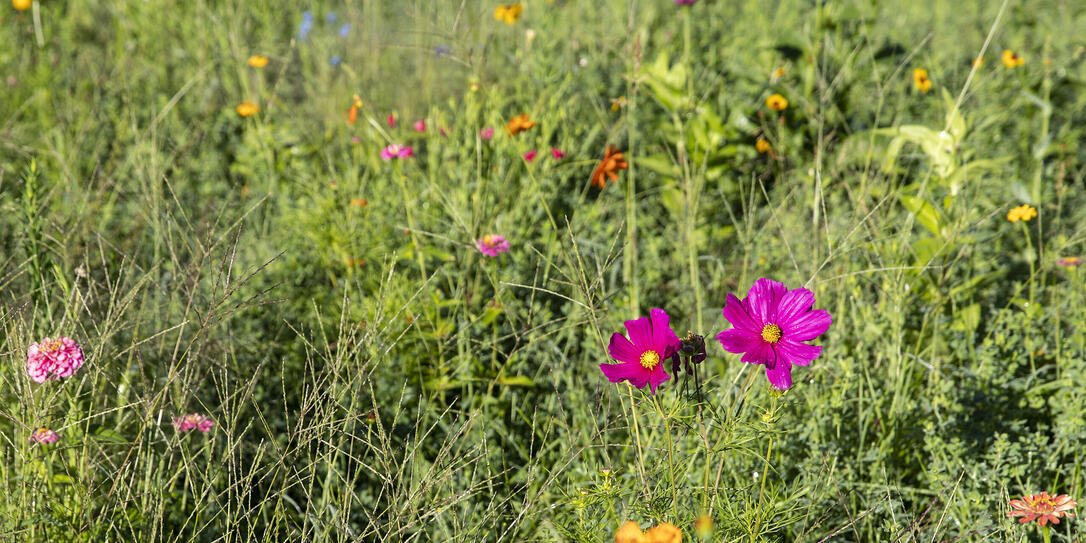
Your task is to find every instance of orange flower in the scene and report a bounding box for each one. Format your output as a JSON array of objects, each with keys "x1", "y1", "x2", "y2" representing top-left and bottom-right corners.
[
  {"x1": 505, "y1": 113, "x2": 536, "y2": 136},
  {"x1": 643, "y1": 522, "x2": 682, "y2": 543},
  {"x1": 765, "y1": 93, "x2": 788, "y2": 111},
  {"x1": 236, "y1": 101, "x2": 260, "y2": 117},
  {"x1": 348, "y1": 94, "x2": 362, "y2": 124},
  {"x1": 350, "y1": 198, "x2": 367, "y2": 207},
  {"x1": 248, "y1": 55, "x2": 269, "y2": 68},
  {"x1": 755, "y1": 138, "x2": 772, "y2": 154},
  {"x1": 12, "y1": 0, "x2": 31, "y2": 10},
  {"x1": 913, "y1": 68, "x2": 932, "y2": 93},
  {"x1": 591, "y1": 146, "x2": 628, "y2": 188},
  {"x1": 1007, "y1": 492, "x2": 1076, "y2": 526},
  {"x1": 614, "y1": 521, "x2": 642, "y2": 543},
  {"x1": 1002, "y1": 49, "x2": 1025, "y2": 68}
]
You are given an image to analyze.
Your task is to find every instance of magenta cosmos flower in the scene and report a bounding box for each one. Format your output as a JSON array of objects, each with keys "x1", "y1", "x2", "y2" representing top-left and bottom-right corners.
[
  {"x1": 380, "y1": 144, "x2": 413, "y2": 160},
  {"x1": 600, "y1": 308, "x2": 681, "y2": 394},
  {"x1": 173, "y1": 413, "x2": 215, "y2": 433},
  {"x1": 551, "y1": 148, "x2": 566, "y2": 159},
  {"x1": 715, "y1": 279, "x2": 830, "y2": 390},
  {"x1": 674, "y1": 0, "x2": 698, "y2": 4},
  {"x1": 27, "y1": 336, "x2": 84, "y2": 383},
  {"x1": 476, "y1": 234, "x2": 510, "y2": 257},
  {"x1": 523, "y1": 149, "x2": 538, "y2": 162},
  {"x1": 29, "y1": 428, "x2": 59, "y2": 444}
]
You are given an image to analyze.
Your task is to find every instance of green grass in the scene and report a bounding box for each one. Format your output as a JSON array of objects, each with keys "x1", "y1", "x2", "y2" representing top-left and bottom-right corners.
[{"x1": 2, "y1": 0, "x2": 1086, "y2": 541}]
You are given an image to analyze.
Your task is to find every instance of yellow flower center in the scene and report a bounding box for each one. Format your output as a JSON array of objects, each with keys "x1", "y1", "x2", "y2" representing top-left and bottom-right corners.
[
  {"x1": 1025, "y1": 495, "x2": 1057, "y2": 513},
  {"x1": 42, "y1": 339, "x2": 63, "y2": 353},
  {"x1": 639, "y1": 350, "x2": 661, "y2": 369},
  {"x1": 761, "y1": 324, "x2": 782, "y2": 343},
  {"x1": 483, "y1": 234, "x2": 496, "y2": 246}
]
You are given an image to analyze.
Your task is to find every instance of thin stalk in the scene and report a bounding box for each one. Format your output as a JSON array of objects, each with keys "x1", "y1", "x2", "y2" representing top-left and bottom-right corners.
[{"x1": 654, "y1": 395, "x2": 679, "y2": 519}]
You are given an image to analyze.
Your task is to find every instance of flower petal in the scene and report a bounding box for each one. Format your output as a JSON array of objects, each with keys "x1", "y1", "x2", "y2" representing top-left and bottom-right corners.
[
  {"x1": 623, "y1": 316, "x2": 654, "y2": 352},
  {"x1": 741, "y1": 340, "x2": 775, "y2": 365},
  {"x1": 649, "y1": 308, "x2": 680, "y2": 356},
  {"x1": 783, "y1": 309, "x2": 832, "y2": 341},
  {"x1": 777, "y1": 339, "x2": 822, "y2": 367},
  {"x1": 716, "y1": 328, "x2": 761, "y2": 354},
  {"x1": 776, "y1": 287, "x2": 814, "y2": 324},
  {"x1": 608, "y1": 333, "x2": 641, "y2": 364},
  {"x1": 647, "y1": 364, "x2": 671, "y2": 395},
  {"x1": 747, "y1": 278, "x2": 786, "y2": 323},
  {"x1": 722, "y1": 293, "x2": 761, "y2": 331},
  {"x1": 599, "y1": 361, "x2": 649, "y2": 389},
  {"x1": 765, "y1": 361, "x2": 793, "y2": 390}
]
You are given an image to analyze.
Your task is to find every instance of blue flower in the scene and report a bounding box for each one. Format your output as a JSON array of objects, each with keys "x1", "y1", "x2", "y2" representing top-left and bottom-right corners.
[
  {"x1": 339, "y1": 23, "x2": 351, "y2": 38},
  {"x1": 326, "y1": 12, "x2": 337, "y2": 24},
  {"x1": 434, "y1": 45, "x2": 451, "y2": 58},
  {"x1": 299, "y1": 12, "x2": 314, "y2": 40},
  {"x1": 330, "y1": 55, "x2": 342, "y2": 67}
]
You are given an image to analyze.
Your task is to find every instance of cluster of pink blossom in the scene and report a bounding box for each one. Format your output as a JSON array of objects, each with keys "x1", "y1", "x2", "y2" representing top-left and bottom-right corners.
[
  {"x1": 29, "y1": 428, "x2": 59, "y2": 445},
  {"x1": 172, "y1": 413, "x2": 216, "y2": 433},
  {"x1": 26, "y1": 336, "x2": 84, "y2": 383}
]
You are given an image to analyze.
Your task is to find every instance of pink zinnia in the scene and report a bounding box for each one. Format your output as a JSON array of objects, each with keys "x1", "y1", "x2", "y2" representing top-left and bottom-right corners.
[
  {"x1": 173, "y1": 413, "x2": 215, "y2": 433},
  {"x1": 27, "y1": 336, "x2": 84, "y2": 383},
  {"x1": 380, "y1": 144, "x2": 413, "y2": 160},
  {"x1": 551, "y1": 148, "x2": 566, "y2": 159},
  {"x1": 476, "y1": 234, "x2": 510, "y2": 257},
  {"x1": 413, "y1": 119, "x2": 426, "y2": 132},
  {"x1": 387, "y1": 114, "x2": 396, "y2": 128},
  {"x1": 29, "y1": 428, "x2": 59, "y2": 444},
  {"x1": 600, "y1": 308, "x2": 681, "y2": 394},
  {"x1": 1008, "y1": 492, "x2": 1076, "y2": 526},
  {"x1": 523, "y1": 150, "x2": 538, "y2": 162},
  {"x1": 480, "y1": 127, "x2": 494, "y2": 140},
  {"x1": 715, "y1": 278, "x2": 831, "y2": 390}
]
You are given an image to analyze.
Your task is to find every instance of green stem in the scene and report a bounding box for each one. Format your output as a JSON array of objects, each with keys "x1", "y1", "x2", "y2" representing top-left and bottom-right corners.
[
  {"x1": 653, "y1": 395, "x2": 679, "y2": 519},
  {"x1": 397, "y1": 164, "x2": 427, "y2": 278}
]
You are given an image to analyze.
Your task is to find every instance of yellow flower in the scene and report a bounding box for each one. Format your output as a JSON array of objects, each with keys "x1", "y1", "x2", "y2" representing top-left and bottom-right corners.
[
  {"x1": 248, "y1": 55, "x2": 269, "y2": 68},
  {"x1": 912, "y1": 68, "x2": 932, "y2": 93},
  {"x1": 755, "y1": 138, "x2": 772, "y2": 154},
  {"x1": 12, "y1": 0, "x2": 31, "y2": 10},
  {"x1": 770, "y1": 66, "x2": 786, "y2": 83},
  {"x1": 765, "y1": 93, "x2": 788, "y2": 111},
  {"x1": 1002, "y1": 49, "x2": 1025, "y2": 68},
  {"x1": 611, "y1": 96, "x2": 627, "y2": 111},
  {"x1": 236, "y1": 101, "x2": 260, "y2": 117},
  {"x1": 493, "y1": 3, "x2": 523, "y2": 24},
  {"x1": 349, "y1": 198, "x2": 368, "y2": 208},
  {"x1": 1006, "y1": 204, "x2": 1037, "y2": 222},
  {"x1": 972, "y1": 56, "x2": 985, "y2": 68},
  {"x1": 694, "y1": 515, "x2": 714, "y2": 539}
]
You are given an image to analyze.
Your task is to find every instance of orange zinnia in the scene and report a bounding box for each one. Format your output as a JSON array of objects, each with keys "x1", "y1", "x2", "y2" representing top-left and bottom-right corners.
[
  {"x1": 236, "y1": 101, "x2": 260, "y2": 117},
  {"x1": 505, "y1": 113, "x2": 536, "y2": 136},
  {"x1": 348, "y1": 94, "x2": 362, "y2": 124},
  {"x1": 591, "y1": 146, "x2": 628, "y2": 188}
]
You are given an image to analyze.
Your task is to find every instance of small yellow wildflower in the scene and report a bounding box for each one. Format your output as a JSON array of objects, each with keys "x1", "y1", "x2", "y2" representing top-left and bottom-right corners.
[
  {"x1": 236, "y1": 101, "x2": 260, "y2": 117},
  {"x1": 755, "y1": 138, "x2": 772, "y2": 154},
  {"x1": 12, "y1": 0, "x2": 31, "y2": 10},
  {"x1": 765, "y1": 93, "x2": 788, "y2": 111},
  {"x1": 1002, "y1": 49, "x2": 1025, "y2": 68},
  {"x1": 610, "y1": 96, "x2": 627, "y2": 111},
  {"x1": 770, "y1": 66, "x2": 786, "y2": 83},
  {"x1": 493, "y1": 3, "x2": 523, "y2": 24},
  {"x1": 972, "y1": 56, "x2": 985, "y2": 68},
  {"x1": 349, "y1": 198, "x2": 368, "y2": 208},
  {"x1": 1006, "y1": 204, "x2": 1037, "y2": 223},
  {"x1": 912, "y1": 68, "x2": 932, "y2": 93},
  {"x1": 248, "y1": 55, "x2": 269, "y2": 68}
]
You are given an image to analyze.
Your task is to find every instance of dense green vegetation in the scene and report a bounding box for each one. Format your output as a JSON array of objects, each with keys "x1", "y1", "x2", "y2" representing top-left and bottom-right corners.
[{"x1": 2, "y1": 1, "x2": 1085, "y2": 540}]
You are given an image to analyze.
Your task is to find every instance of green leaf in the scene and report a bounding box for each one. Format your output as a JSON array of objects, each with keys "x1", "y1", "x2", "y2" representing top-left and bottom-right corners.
[{"x1": 900, "y1": 195, "x2": 944, "y2": 237}]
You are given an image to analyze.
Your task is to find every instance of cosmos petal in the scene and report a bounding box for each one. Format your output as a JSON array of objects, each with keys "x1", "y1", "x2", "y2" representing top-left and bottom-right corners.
[
  {"x1": 649, "y1": 308, "x2": 680, "y2": 357},
  {"x1": 776, "y1": 287, "x2": 815, "y2": 324},
  {"x1": 716, "y1": 329, "x2": 762, "y2": 354},
  {"x1": 783, "y1": 309, "x2": 832, "y2": 341},
  {"x1": 741, "y1": 341, "x2": 775, "y2": 365},
  {"x1": 623, "y1": 315, "x2": 654, "y2": 353},
  {"x1": 777, "y1": 339, "x2": 822, "y2": 366},
  {"x1": 608, "y1": 332, "x2": 641, "y2": 364},
  {"x1": 747, "y1": 278, "x2": 786, "y2": 323},
  {"x1": 765, "y1": 362, "x2": 793, "y2": 390},
  {"x1": 599, "y1": 361, "x2": 649, "y2": 389},
  {"x1": 647, "y1": 364, "x2": 671, "y2": 395},
  {"x1": 722, "y1": 293, "x2": 760, "y2": 331}
]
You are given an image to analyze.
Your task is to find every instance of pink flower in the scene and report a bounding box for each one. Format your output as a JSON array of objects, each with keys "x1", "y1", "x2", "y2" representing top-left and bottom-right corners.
[
  {"x1": 715, "y1": 278, "x2": 831, "y2": 390},
  {"x1": 674, "y1": 0, "x2": 698, "y2": 4},
  {"x1": 600, "y1": 308, "x2": 681, "y2": 394},
  {"x1": 380, "y1": 144, "x2": 413, "y2": 160},
  {"x1": 387, "y1": 114, "x2": 396, "y2": 128},
  {"x1": 523, "y1": 150, "x2": 538, "y2": 162},
  {"x1": 476, "y1": 234, "x2": 510, "y2": 257},
  {"x1": 1057, "y1": 256, "x2": 1081, "y2": 268},
  {"x1": 173, "y1": 413, "x2": 215, "y2": 433},
  {"x1": 439, "y1": 126, "x2": 449, "y2": 137},
  {"x1": 29, "y1": 428, "x2": 59, "y2": 444},
  {"x1": 26, "y1": 336, "x2": 84, "y2": 383},
  {"x1": 551, "y1": 148, "x2": 566, "y2": 159},
  {"x1": 480, "y1": 127, "x2": 494, "y2": 140},
  {"x1": 1008, "y1": 492, "x2": 1076, "y2": 526},
  {"x1": 413, "y1": 119, "x2": 426, "y2": 132}
]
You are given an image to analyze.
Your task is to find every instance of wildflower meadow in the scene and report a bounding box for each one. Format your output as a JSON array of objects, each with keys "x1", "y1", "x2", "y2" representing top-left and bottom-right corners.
[{"x1": 3, "y1": 1, "x2": 1086, "y2": 541}]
